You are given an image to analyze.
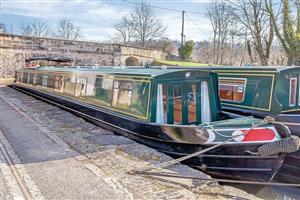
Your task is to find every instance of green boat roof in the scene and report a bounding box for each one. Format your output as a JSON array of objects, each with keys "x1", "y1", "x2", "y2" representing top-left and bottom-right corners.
[
  {"x1": 166, "y1": 65, "x2": 300, "y2": 72},
  {"x1": 213, "y1": 66, "x2": 300, "y2": 72},
  {"x1": 26, "y1": 66, "x2": 211, "y2": 77},
  {"x1": 26, "y1": 65, "x2": 300, "y2": 77}
]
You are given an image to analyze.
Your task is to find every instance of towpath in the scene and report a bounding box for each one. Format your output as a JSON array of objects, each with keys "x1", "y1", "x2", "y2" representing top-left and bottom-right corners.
[{"x1": 0, "y1": 86, "x2": 260, "y2": 200}]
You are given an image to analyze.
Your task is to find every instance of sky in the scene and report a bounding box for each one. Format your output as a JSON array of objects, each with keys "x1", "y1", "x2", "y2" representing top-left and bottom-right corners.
[{"x1": 0, "y1": 0, "x2": 214, "y2": 42}]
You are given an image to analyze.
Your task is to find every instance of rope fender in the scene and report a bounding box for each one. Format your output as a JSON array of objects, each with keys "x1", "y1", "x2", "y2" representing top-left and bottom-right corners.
[
  {"x1": 256, "y1": 116, "x2": 300, "y2": 156},
  {"x1": 258, "y1": 135, "x2": 300, "y2": 156}
]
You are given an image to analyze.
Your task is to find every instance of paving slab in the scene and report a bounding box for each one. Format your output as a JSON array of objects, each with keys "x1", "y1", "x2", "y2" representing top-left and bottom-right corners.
[
  {"x1": 0, "y1": 160, "x2": 13, "y2": 200},
  {"x1": 0, "y1": 98, "x2": 121, "y2": 200}
]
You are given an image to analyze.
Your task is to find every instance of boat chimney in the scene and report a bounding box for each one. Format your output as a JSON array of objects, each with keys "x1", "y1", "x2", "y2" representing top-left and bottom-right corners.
[{"x1": 144, "y1": 62, "x2": 150, "y2": 69}]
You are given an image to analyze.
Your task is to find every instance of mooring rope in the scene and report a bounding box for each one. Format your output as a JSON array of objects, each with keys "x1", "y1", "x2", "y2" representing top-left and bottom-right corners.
[
  {"x1": 276, "y1": 121, "x2": 300, "y2": 126},
  {"x1": 135, "y1": 171, "x2": 300, "y2": 188},
  {"x1": 129, "y1": 117, "x2": 300, "y2": 187},
  {"x1": 129, "y1": 117, "x2": 273, "y2": 174}
]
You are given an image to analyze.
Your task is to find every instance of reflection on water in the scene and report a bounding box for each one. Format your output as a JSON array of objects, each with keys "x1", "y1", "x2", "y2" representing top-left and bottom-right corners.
[
  {"x1": 227, "y1": 184, "x2": 300, "y2": 200},
  {"x1": 263, "y1": 186, "x2": 299, "y2": 200}
]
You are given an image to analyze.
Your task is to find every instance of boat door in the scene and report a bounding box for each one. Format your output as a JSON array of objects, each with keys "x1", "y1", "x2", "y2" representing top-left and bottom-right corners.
[{"x1": 167, "y1": 81, "x2": 209, "y2": 125}]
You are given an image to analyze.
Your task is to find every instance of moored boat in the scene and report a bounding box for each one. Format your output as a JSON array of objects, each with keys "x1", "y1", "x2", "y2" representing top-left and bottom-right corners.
[
  {"x1": 12, "y1": 66, "x2": 299, "y2": 182},
  {"x1": 166, "y1": 65, "x2": 300, "y2": 184},
  {"x1": 213, "y1": 66, "x2": 300, "y2": 136},
  {"x1": 210, "y1": 66, "x2": 300, "y2": 184},
  {"x1": 165, "y1": 65, "x2": 300, "y2": 135}
]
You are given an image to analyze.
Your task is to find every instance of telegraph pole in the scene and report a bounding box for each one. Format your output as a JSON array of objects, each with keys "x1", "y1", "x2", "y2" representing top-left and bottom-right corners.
[{"x1": 181, "y1": 10, "x2": 185, "y2": 45}]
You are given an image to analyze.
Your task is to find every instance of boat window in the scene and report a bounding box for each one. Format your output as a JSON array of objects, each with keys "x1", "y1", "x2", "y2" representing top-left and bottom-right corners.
[
  {"x1": 47, "y1": 75, "x2": 55, "y2": 90},
  {"x1": 36, "y1": 74, "x2": 43, "y2": 87},
  {"x1": 16, "y1": 72, "x2": 22, "y2": 83},
  {"x1": 86, "y1": 77, "x2": 149, "y2": 118},
  {"x1": 32, "y1": 74, "x2": 37, "y2": 86},
  {"x1": 42, "y1": 75, "x2": 48, "y2": 89},
  {"x1": 201, "y1": 81, "x2": 211, "y2": 123},
  {"x1": 112, "y1": 81, "x2": 119, "y2": 107},
  {"x1": 219, "y1": 78, "x2": 246, "y2": 102},
  {"x1": 22, "y1": 72, "x2": 28, "y2": 83},
  {"x1": 112, "y1": 80, "x2": 133, "y2": 110},
  {"x1": 156, "y1": 84, "x2": 167, "y2": 123},
  {"x1": 131, "y1": 82, "x2": 149, "y2": 117},
  {"x1": 28, "y1": 73, "x2": 34, "y2": 85},
  {"x1": 63, "y1": 76, "x2": 76, "y2": 96},
  {"x1": 92, "y1": 77, "x2": 113, "y2": 106},
  {"x1": 54, "y1": 75, "x2": 64, "y2": 93},
  {"x1": 27, "y1": 73, "x2": 31, "y2": 84},
  {"x1": 173, "y1": 85, "x2": 182, "y2": 124},
  {"x1": 188, "y1": 84, "x2": 197, "y2": 123},
  {"x1": 75, "y1": 77, "x2": 87, "y2": 97},
  {"x1": 289, "y1": 78, "x2": 297, "y2": 106}
]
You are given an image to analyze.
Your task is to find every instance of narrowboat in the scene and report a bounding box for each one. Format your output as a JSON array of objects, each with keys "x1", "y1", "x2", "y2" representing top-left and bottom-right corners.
[
  {"x1": 12, "y1": 66, "x2": 298, "y2": 182},
  {"x1": 212, "y1": 66, "x2": 300, "y2": 135},
  {"x1": 211, "y1": 66, "x2": 300, "y2": 184},
  {"x1": 165, "y1": 66, "x2": 300, "y2": 135},
  {"x1": 167, "y1": 65, "x2": 300, "y2": 183}
]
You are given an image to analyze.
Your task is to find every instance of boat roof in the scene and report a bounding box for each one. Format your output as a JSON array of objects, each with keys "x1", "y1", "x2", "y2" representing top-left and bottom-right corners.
[
  {"x1": 166, "y1": 65, "x2": 300, "y2": 72},
  {"x1": 26, "y1": 66, "x2": 210, "y2": 78}
]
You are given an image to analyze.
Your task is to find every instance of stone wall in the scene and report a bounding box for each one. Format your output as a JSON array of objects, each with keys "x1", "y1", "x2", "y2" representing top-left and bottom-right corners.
[
  {"x1": 0, "y1": 33, "x2": 166, "y2": 77},
  {"x1": 121, "y1": 46, "x2": 164, "y2": 66}
]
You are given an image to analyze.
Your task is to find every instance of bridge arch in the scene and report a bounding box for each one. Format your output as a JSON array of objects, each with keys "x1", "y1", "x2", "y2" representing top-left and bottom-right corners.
[{"x1": 125, "y1": 56, "x2": 139, "y2": 66}]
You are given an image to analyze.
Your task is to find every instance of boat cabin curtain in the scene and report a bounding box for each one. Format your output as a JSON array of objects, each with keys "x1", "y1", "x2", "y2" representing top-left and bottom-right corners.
[
  {"x1": 201, "y1": 81, "x2": 211, "y2": 123},
  {"x1": 156, "y1": 84, "x2": 165, "y2": 123}
]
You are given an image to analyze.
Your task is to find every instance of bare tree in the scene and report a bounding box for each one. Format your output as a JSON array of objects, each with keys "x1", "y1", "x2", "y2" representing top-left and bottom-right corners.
[
  {"x1": 266, "y1": 0, "x2": 300, "y2": 65},
  {"x1": 207, "y1": 2, "x2": 218, "y2": 64},
  {"x1": 147, "y1": 38, "x2": 178, "y2": 55},
  {"x1": 131, "y1": 0, "x2": 167, "y2": 47},
  {"x1": 55, "y1": 18, "x2": 80, "y2": 40},
  {"x1": 230, "y1": 0, "x2": 274, "y2": 65},
  {"x1": 19, "y1": 20, "x2": 51, "y2": 37},
  {"x1": 207, "y1": 0, "x2": 234, "y2": 65},
  {"x1": 160, "y1": 39, "x2": 178, "y2": 55},
  {"x1": 113, "y1": 17, "x2": 134, "y2": 45},
  {"x1": 193, "y1": 41, "x2": 213, "y2": 64},
  {"x1": 228, "y1": 25, "x2": 245, "y2": 65}
]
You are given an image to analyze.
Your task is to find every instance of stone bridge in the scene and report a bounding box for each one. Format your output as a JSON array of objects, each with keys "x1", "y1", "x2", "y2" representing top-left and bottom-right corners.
[{"x1": 0, "y1": 33, "x2": 166, "y2": 77}]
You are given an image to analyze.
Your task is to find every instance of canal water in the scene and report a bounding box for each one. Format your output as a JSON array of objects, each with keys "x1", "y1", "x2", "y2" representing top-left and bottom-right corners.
[{"x1": 228, "y1": 184, "x2": 299, "y2": 200}]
